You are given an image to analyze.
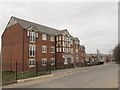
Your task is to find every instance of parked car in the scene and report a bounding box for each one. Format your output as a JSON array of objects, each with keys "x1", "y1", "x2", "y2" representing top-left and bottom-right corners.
[
  {"x1": 87, "y1": 61, "x2": 96, "y2": 66},
  {"x1": 98, "y1": 59, "x2": 104, "y2": 64}
]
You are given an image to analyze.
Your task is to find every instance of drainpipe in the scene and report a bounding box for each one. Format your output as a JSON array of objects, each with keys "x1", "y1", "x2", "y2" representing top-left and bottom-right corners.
[
  {"x1": 10, "y1": 42, "x2": 12, "y2": 71},
  {"x1": 22, "y1": 29, "x2": 25, "y2": 72},
  {"x1": 55, "y1": 36, "x2": 57, "y2": 69}
]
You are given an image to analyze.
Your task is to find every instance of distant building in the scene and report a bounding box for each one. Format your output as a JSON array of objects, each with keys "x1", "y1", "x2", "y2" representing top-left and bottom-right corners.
[
  {"x1": 86, "y1": 53, "x2": 99, "y2": 62},
  {"x1": 102, "y1": 54, "x2": 113, "y2": 62},
  {"x1": 2, "y1": 16, "x2": 85, "y2": 72},
  {"x1": 80, "y1": 45, "x2": 86, "y2": 66}
]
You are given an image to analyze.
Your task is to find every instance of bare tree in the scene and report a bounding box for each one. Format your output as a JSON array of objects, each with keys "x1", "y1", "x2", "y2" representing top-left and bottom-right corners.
[{"x1": 113, "y1": 44, "x2": 120, "y2": 64}]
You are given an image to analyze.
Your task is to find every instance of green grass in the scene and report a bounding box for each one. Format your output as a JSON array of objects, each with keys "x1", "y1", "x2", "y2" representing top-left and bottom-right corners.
[
  {"x1": 2, "y1": 71, "x2": 16, "y2": 84},
  {"x1": 2, "y1": 66, "x2": 57, "y2": 85},
  {"x1": 17, "y1": 71, "x2": 37, "y2": 80},
  {"x1": 0, "y1": 71, "x2": 2, "y2": 85}
]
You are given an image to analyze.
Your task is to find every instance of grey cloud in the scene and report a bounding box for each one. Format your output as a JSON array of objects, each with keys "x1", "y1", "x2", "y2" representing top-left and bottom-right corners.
[{"x1": 0, "y1": 2, "x2": 118, "y2": 54}]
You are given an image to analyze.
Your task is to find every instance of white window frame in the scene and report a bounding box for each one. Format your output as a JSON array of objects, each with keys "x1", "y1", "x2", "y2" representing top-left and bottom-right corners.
[
  {"x1": 56, "y1": 36, "x2": 58, "y2": 41},
  {"x1": 42, "y1": 58, "x2": 47, "y2": 66},
  {"x1": 56, "y1": 48, "x2": 58, "y2": 52},
  {"x1": 51, "y1": 35, "x2": 54, "y2": 41},
  {"x1": 76, "y1": 48, "x2": 78, "y2": 56},
  {"x1": 75, "y1": 40, "x2": 78, "y2": 44},
  {"x1": 51, "y1": 46, "x2": 55, "y2": 53},
  {"x1": 65, "y1": 36, "x2": 67, "y2": 41},
  {"x1": 59, "y1": 35, "x2": 61, "y2": 41},
  {"x1": 63, "y1": 47, "x2": 65, "y2": 52},
  {"x1": 68, "y1": 37, "x2": 70, "y2": 42},
  {"x1": 59, "y1": 47, "x2": 61, "y2": 52},
  {"x1": 62, "y1": 36, "x2": 64, "y2": 40},
  {"x1": 27, "y1": 31, "x2": 29, "y2": 37},
  {"x1": 76, "y1": 49, "x2": 78, "y2": 52},
  {"x1": 30, "y1": 31, "x2": 36, "y2": 43},
  {"x1": 69, "y1": 43, "x2": 71, "y2": 47},
  {"x1": 51, "y1": 58, "x2": 55, "y2": 65},
  {"x1": 64, "y1": 58, "x2": 68, "y2": 65},
  {"x1": 42, "y1": 34, "x2": 47, "y2": 40},
  {"x1": 71, "y1": 40, "x2": 73, "y2": 44},
  {"x1": 42, "y1": 45, "x2": 47, "y2": 53},
  {"x1": 71, "y1": 48, "x2": 73, "y2": 53},
  {"x1": 68, "y1": 48, "x2": 70, "y2": 52},
  {"x1": 29, "y1": 59, "x2": 35, "y2": 67},
  {"x1": 76, "y1": 57, "x2": 79, "y2": 62},
  {"x1": 63, "y1": 42, "x2": 65, "y2": 47},
  {"x1": 36, "y1": 33, "x2": 38, "y2": 38},
  {"x1": 29, "y1": 44, "x2": 36, "y2": 57}
]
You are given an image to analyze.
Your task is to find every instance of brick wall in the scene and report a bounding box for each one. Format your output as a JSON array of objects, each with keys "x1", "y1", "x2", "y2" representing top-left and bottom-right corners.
[{"x1": 2, "y1": 23, "x2": 24, "y2": 71}]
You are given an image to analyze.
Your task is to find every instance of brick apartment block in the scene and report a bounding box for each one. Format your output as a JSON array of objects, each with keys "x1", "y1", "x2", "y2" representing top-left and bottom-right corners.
[{"x1": 2, "y1": 16, "x2": 86, "y2": 72}]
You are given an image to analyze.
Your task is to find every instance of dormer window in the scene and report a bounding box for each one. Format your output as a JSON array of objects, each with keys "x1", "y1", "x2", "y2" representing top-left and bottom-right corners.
[{"x1": 27, "y1": 26, "x2": 38, "y2": 43}]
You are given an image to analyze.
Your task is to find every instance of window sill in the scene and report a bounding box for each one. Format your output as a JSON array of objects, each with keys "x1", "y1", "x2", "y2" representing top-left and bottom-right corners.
[
  {"x1": 29, "y1": 56, "x2": 35, "y2": 57},
  {"x1": 51, "y1": 52, "x2": 55, "y2": 53},
  {"x1": 30, "y1": 41, "x2": 36, "y2": 43},
  {"x1": 42, "y1": 52, "x2": 47, "y2": 54},
  {"x1": 42, "y1": 64, "x2": 47, "y2": 66},
  {"x1": 29, "y1": 65, "x2": 35, "y2": 68},
  {"x1": 64, "y1": 63, "x2": 68, "y2": 65},
  {"x1": 51, "y1": 64, "x2": 55, "y2": 65}
]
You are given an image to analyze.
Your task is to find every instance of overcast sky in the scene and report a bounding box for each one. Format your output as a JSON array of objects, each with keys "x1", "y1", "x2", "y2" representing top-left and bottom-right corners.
[{"x1": 0, "y1": 2, "x2": 118, "y2": 54}]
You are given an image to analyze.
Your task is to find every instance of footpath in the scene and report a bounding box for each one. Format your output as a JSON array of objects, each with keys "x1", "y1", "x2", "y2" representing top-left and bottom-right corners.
[{"x1": 17, "y1": 66, "x2": 89, "y2": 83}]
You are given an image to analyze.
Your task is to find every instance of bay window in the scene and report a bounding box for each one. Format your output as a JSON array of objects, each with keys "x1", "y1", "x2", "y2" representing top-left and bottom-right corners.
[{"x1": 30, "y1": 31, "x2": 36, "y2": 43}]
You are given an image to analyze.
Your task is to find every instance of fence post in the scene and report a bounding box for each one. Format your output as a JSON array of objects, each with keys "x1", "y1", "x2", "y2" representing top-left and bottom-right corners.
[
  {"x1": 16, "y1": 61, "x2": 18, "y2": 80},
  {"x1": 47, "y1": 63, "x2": 48, "y2": 71},
  {"x1": 36, "y1": 61, "x2": 37, "y2": 76},
  {"x1": 50, "y1": 62, "x2": 51, "y2": 74}
]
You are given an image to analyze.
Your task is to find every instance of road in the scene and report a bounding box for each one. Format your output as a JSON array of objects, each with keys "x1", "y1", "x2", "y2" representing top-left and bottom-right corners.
[{"x1": 3, "y1": 62, "x2": 118, "y2": 88}]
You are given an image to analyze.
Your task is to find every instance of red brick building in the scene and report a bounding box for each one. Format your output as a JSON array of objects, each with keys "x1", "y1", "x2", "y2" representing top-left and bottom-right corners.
[
  {"x1": 2, "y1": 16, "x2": 84, "y2": 72},
  {"x1": 80, "y1": 45, "x2": 86, "y2": 66}
]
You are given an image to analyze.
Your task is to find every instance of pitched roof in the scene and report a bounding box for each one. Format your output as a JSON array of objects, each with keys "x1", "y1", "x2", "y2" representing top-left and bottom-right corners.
[
  {"x1": 80, "y1": 45, "x2": 85, "y2": 49},
  {"x1": 9, "y1": 16, "x2": 80, "y2": 42},
  {"x1": 12, "y1": 16, "x2": 61, "y2": 35}
]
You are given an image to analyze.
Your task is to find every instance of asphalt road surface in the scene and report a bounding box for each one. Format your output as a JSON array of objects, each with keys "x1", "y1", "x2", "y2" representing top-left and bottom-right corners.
[{"x1": 3, "y1": 62, "x2": 118, "y2": 88}]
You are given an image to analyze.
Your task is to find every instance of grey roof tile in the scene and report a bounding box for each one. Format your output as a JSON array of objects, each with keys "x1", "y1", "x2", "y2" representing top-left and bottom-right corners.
[
  {"x1": 12, "y1": 16, "x2": 81, "y2": 42},
  {"x1": 13, "y1": 16, "x2": 61, "y2": 35}
]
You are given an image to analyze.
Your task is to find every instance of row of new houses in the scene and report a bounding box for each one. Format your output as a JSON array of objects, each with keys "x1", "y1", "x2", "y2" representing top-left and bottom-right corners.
[{"x1": 2, "y1": 16, "x2": 86, "y2": 72}]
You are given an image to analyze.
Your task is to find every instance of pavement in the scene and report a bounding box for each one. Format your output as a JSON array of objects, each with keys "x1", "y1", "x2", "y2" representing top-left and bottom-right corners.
[
  {"x1": 5, "y1": 65, "x2": 89, "y2": 84},
  {"x1": 2, "y1": 62, "x2": 118, "y2": 88}
]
